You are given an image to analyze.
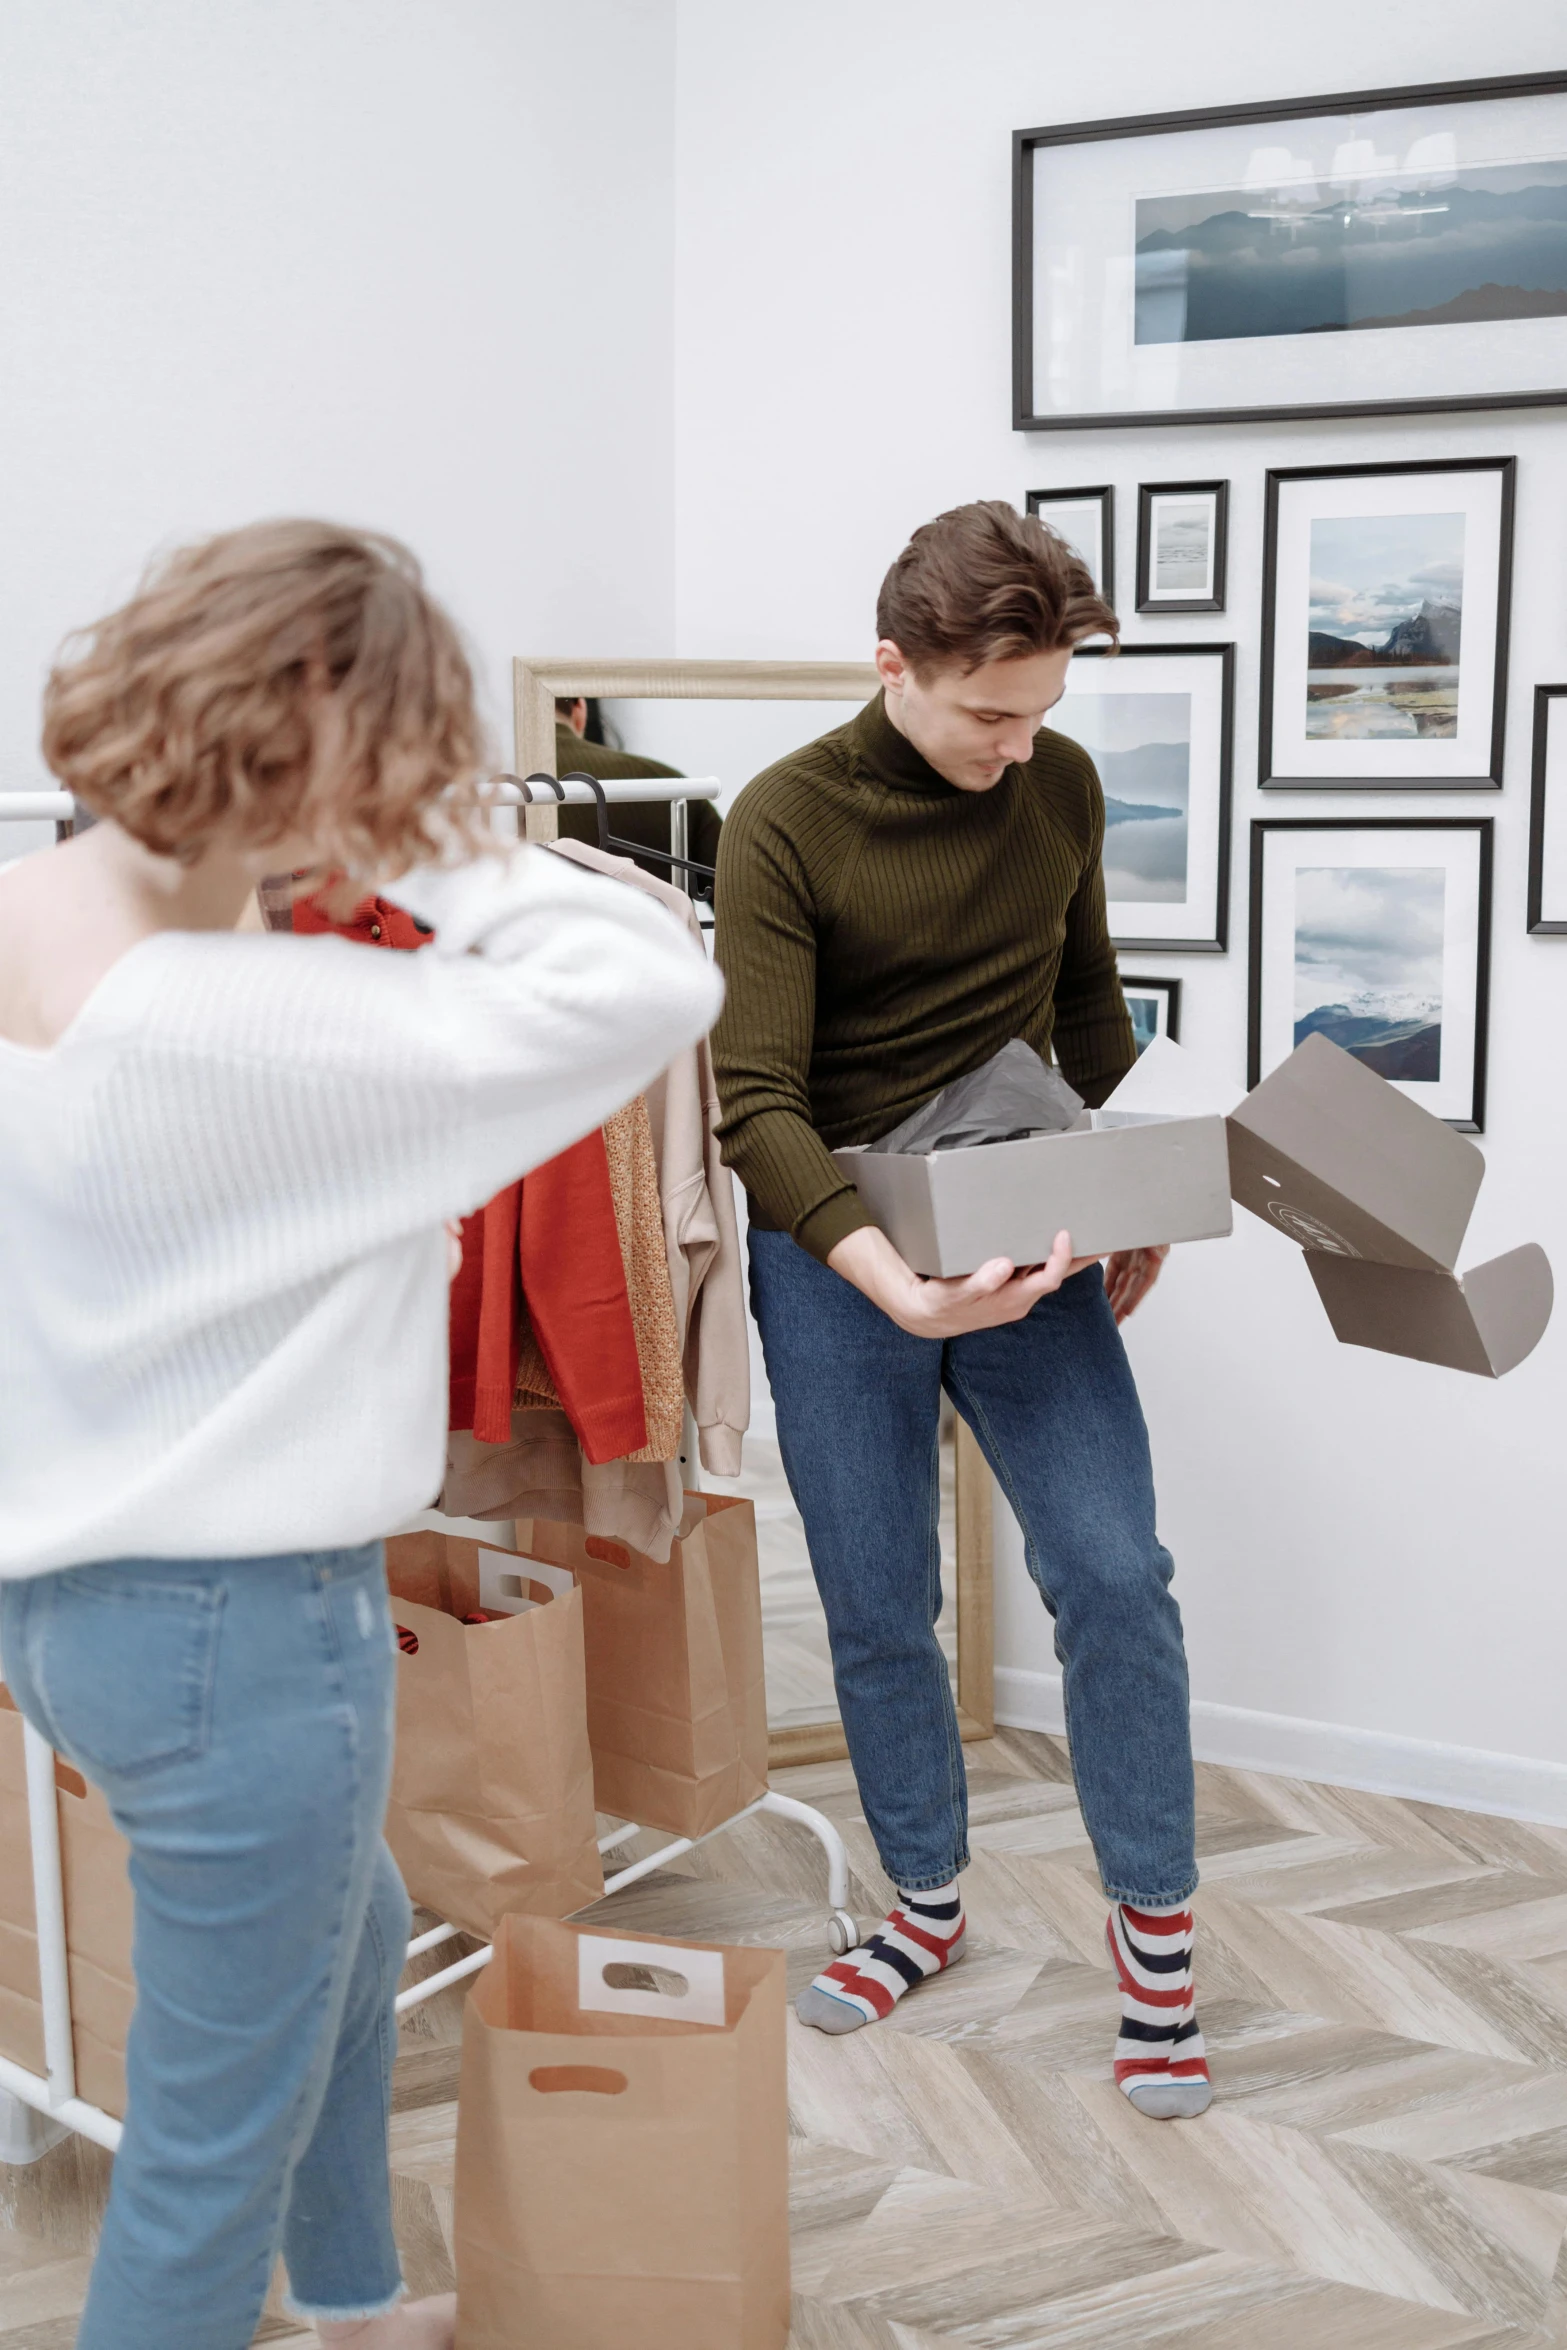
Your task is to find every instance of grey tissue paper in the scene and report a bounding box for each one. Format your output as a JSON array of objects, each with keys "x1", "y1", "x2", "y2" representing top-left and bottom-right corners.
[{"x1": 867, "y1": 1040, "x2": 1086, "y2": 1156}]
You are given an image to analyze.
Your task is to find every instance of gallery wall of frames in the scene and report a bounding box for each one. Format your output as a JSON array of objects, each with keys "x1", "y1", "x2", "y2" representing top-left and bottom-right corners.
[{"x1": 1020, "y1": 68, "x2": 1567, "y2": 1142}]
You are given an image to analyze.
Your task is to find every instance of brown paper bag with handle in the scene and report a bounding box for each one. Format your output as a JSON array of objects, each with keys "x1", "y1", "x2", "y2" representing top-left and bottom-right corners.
[
  {"x1": 384, "y1": 1533, "x2": 604, "y2": 1940},
  {"x1": 454, "y1": 1914, "x2": 789, "y2": 2350},
  {"x1": 0, "y1": 1688, "x2": 135, "y2": 2119},
  {"x1": 514, "y1": 1494, "x2": 766, "y2": 1840}
]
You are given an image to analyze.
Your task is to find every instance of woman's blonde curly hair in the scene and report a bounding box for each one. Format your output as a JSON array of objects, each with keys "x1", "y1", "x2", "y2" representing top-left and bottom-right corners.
[{"x1": 42, "y1": 519, "x2": 491, "y2": 881}]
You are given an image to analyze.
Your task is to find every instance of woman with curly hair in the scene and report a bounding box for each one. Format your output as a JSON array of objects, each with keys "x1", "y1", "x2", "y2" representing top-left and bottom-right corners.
[{"x1": 0, "y1": 520, "x2": 721, "y2": 2350}]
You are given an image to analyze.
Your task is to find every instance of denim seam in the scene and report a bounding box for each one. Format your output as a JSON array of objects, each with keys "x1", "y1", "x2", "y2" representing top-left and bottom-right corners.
[
  {"x1": 930, "y1": 1423, "x2": 969, "y2": 1882},
  {"x1": 944, "y1": 1368, "x2": 1100, "y2": 1842},
  {"x1": 1104, "y1": 1876, "x2": 1202, "y2": 1907},
  {"x1": 281, "y1": 2285, "x2": 407, "y2": 2323},
  {"x1": 255, "y1": 1570, "x2": 368, "y2": 2319}
]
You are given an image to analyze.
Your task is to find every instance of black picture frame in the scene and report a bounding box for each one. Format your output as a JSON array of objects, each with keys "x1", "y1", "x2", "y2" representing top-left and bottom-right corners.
[
  {"x1": 1070, "y1": 640, "x2": 1235, "y2": 955},
  {"x1": 1247, "y1": 816, "x2": 1493, "y2": 1131},
  {"x1": 1118, "y1": 973, "x2": 1183, "y2": 1051},
  {"x1": 1258, "y1": 456, "x2": 1515, "y2": 792},
  {"x1": 1013, "y1": 72, "x2": 1567, "y2": 434},
  {"x1": 1136, "y1": 480, "x2": 1228, "y2": 614},
  {"x1": 1527, "y1": 684, "x2": 1567, "y2": 934},
  {"x1": 1026, "y1": 483, "x2": 1115, "y2": 607}
]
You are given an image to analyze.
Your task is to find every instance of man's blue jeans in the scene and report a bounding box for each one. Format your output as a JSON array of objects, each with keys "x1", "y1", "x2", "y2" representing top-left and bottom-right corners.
[
  {"x1": 0, "y1": 1544, "x2": 411, "y2": 2350},
  {"x1": 748, "y1": 1230, "x2": 1196, "y2": 1906}
]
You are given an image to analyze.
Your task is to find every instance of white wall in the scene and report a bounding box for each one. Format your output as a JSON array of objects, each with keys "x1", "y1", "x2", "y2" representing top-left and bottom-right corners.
[
  {"x1": 0, "y1": 0, "x2": 677, "y2": 858},
  {"x1": 672, "y1": 0, "x2": 1567, "y2": 1813}
]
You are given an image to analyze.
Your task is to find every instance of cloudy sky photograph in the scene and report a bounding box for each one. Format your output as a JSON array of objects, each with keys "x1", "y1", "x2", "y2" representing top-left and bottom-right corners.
[
  {"x1": 1294, "y1": 863, "x2": 1446, "y2": 1021},
  {"x1": 1308, "y1": 510, "x2": 1465, "y2": 647}
]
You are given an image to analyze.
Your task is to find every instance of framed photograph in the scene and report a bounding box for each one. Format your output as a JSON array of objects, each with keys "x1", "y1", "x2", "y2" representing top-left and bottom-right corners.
[
  {"x1": 1119, "y1": 974, "x2": 1182, "y2": 1055},
  {"x1": 1013, "y1": 72, "x2": 1567, "y2": 432},
  {"x1": 1026, "y1": 484, "x2": 1114, "y2": 604},
  {"x1": 1136, "y1": 480, "x2": 1228, "y2": 613},
  {"x1": 1527, "y1": 684, "x2": 1567, "y2": 934},
  {"x1": 1248, "y1": 818, "x2": 1492, "y2": 1130},
  {"x1": 1049, "y1": 642, "x2": 1234, "y2": 953},
  {"x1": 1259, "y1": 457, "x2": 1513, "y2": 791}
]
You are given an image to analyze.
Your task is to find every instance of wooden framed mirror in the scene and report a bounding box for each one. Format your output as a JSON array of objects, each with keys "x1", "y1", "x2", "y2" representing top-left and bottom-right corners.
[{"x1": 514, "y1": 655, "x2": 994, "y2": 1769}]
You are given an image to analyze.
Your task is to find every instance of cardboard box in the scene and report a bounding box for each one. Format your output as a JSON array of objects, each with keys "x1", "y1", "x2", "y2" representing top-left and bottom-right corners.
[
  {"x1": 831, "y1": 1032, "x2": 1551, "y2": 1378},
  {"x1": 831, "y1": 1044, "x2": 1233, "y2": 1273},
  {"x1": 1228, "y1": 1032, "x2": 1552, "y2": 1378}
]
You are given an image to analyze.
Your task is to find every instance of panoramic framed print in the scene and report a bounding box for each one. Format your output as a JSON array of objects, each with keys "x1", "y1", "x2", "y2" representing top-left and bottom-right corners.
[
  {"x1": 1526, "y1": 684, "x2": 1567, "y2": 934},
  {"x1": 1119, "y1": 974, "x2": 1182, "y2": 1054},
  {"x1": 1136, "y1": 479, "x2": 1227, "y2": 613},
  {"x1": 1048, "y1": 642, "x2": 1234, "y2": 953},
  {"x1": 1013, "y1": 72, "x2": 1567, "y2": 431},
  {"x1": 1248, "y1": 818, "x2": 1492, "y2": 1130},
  {"x1": 1025, "y1": 484, "x2": 1114, "y2": 604},
  {"x1": 1260, "y1": 457, "x2": 1513, "y2": 790}
]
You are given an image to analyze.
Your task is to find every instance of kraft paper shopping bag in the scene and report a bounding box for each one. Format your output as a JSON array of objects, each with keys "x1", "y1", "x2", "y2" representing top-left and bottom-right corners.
[
  {"x1": 514, "y1": 1494, "x2": 767, "y2": 1840},
  {"x1": 384, "y1": 1533, "x2": 604, "y2": 1941},
  {"x1": 0, "y1": 1688, "x2": 134, "y2": 2120},
  {"x1": 454, "y1": 1914, "x2": 789, "y2": 2350}
]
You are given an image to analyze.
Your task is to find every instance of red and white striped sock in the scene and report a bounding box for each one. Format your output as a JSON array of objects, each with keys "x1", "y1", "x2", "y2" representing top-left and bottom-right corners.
[
  {"x1": 1107, "y1": 1899, "x2": 1212, "y2": 2119},
  {"x1": 795, "y1": 1880, "x2": 966, "y2": 2033}
]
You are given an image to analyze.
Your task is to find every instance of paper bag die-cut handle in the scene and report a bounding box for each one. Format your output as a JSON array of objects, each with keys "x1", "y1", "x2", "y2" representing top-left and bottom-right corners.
[
  {"x1": 476, "y1": 1548, "x2": 576, "y2": 1617},
  {"x1": 577, "y1": 1934, "x2": 726, "y2": 2027}
]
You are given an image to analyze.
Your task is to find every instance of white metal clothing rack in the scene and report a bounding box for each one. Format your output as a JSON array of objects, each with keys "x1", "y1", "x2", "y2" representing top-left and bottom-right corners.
[{"x1": 0, "y1": 786, "x2": 854, "y2": 2164}]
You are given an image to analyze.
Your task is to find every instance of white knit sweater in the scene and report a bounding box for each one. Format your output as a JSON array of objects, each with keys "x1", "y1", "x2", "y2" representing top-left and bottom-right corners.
[{"x1": 0, "y1": 848, "x2": 723, "y2": 1576}]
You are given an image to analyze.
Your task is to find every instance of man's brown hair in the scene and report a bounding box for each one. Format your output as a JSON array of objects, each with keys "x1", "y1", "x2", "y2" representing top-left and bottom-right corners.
[
  {"x1": 42, "y1": 519, "x2": 488, "y2": 883},
  {"x1": 876, "y1": 499, "x2": 1117, "y2": 676}
]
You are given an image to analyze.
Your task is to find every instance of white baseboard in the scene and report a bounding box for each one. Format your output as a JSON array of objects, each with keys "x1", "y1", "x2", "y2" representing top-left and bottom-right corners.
[{"x1": 993, "y1": 1665, "x2": 1567, "y2": 1828}]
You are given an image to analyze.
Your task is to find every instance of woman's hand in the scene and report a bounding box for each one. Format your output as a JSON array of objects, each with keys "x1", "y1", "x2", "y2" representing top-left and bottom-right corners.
[
  {"x1": 1103, "y1": 1245, "x2": 1168, "y2": 1324},
  {"x1": 827, "y1": 1223, "x2": 1099, "y2": 1340}
]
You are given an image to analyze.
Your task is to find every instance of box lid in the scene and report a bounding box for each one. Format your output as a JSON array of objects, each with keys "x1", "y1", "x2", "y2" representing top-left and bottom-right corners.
[{"x1": 1227, "y1": 1034, "x2": 1483, "y2": 1274}]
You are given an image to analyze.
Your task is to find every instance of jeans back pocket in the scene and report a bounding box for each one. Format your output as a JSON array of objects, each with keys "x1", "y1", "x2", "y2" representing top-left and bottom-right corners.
[{"x1": 33, "y1": 1569, "x2": 226, "y2": 1781}]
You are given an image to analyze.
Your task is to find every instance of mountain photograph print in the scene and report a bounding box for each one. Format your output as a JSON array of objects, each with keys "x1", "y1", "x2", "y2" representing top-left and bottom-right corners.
[
  {"x1": 1251, "y1": 817, "x2": 1489, "y2": 1124},
  {"x1": 1293, "y1": 864, "x2": 1444, "y2": 1083},
  {"x1": 1019, "y1": 76, "x2": 1567, "y2": 429},
  {"x1": 1134, "y1": 160, "x2": 1567, "y2": 347},
  {"x1": 1260, "y1": 458, "x2": 1512, "y2": 790},
  {"x1": 1050, "y1": 691, "x2": 1190, "y2": 903},
  {"x1": 1306, "y1": 510, "x2": 1464, "y2": 739}
]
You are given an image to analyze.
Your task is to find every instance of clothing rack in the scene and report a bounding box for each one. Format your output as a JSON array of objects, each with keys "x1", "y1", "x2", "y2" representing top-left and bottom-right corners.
[{"x1": 0, "y1": 791, "x2": 853, "y2": 2165}]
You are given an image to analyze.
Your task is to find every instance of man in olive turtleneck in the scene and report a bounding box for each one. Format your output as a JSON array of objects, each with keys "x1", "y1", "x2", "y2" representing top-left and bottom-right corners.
[{"x1": 712, "y1": 501, "x2": 1207, "y2": 2119}]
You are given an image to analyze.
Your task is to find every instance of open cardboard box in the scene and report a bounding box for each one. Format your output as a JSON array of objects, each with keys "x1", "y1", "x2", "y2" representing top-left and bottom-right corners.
[
  {"x1": 1228, "y1": 1031, "x2": 1551, "y2": 1379},
  {"x1": 833, "y1": 1033, "x2": 1552, "y2": 1379},
  {"x1": 831, "y1": 1045, "x2": 1234, "y2": 1272}
]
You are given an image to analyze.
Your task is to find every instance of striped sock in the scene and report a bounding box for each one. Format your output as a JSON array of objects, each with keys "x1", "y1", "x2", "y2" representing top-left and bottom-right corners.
[
  {"x1": 795, "y1": 1880, "x2": 966, "y2": 2034},
  {"x1": 1107, "y1": 1900, "x2": 1212, "y2": 2119}
]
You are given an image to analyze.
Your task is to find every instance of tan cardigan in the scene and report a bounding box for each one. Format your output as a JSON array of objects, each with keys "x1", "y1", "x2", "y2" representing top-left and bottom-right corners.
[{"x1": 441, "y1": 841, "x2": 748, "y2": 1560}]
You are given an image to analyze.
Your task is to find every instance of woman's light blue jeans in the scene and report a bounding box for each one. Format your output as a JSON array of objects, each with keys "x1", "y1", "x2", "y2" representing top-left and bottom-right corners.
[
  {"x1": 0, "y1": 1544, "x2": 411, "y2": 2350},
  {"x1": 748, "y1": 1230, "x2": 1196, "y2": 1907}
]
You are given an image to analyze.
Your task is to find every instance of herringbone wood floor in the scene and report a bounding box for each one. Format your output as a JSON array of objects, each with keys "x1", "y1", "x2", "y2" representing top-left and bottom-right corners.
[{"x1": 9, "y1": 1736, "x2": 1567, "y2": 2346}]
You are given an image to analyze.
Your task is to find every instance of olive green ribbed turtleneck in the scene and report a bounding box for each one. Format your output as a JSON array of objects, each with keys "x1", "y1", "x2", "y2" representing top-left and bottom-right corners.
[{"x1": 711, "y1": 691, "x2": 1135, "y2": 1264}]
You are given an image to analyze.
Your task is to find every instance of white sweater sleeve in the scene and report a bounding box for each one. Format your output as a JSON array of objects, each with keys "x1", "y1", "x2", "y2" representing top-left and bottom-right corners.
[{"x1": 104, "y1": 847, "x2": 724, "y2": 1257}]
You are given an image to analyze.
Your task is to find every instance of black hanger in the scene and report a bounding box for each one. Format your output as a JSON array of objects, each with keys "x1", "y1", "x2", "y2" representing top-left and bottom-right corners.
[{"x1": 556, "y1": 770, "x2": 716, "y2": 892}]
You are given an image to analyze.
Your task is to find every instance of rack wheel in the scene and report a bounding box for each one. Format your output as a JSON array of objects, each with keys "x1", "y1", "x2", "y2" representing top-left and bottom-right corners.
[{"x1": 826, "y1": 1909, "x2": 858, "y2": 1958}]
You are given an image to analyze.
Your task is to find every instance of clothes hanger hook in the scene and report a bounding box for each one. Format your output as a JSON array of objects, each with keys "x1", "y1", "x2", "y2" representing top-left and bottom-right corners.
[{"x1": 560, "y1": 770, "x2": 609, "y2": 851}]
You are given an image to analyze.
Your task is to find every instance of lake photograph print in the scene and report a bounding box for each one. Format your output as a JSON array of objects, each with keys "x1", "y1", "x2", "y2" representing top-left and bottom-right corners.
[
  {"x1": 1293, "y1": 863, "x2": 1445, "y2": 1081},
  {"x1": 1154, "y1": 502, "x2": 1212, "y2": 593},
  {"x1": 1306, "y1": 510, "x2": 1464, "y2": 739},
  {"x1": 1134, "y1": 158, "x2": 1567, "y2": 346},
  {"x1": 1052, "y1": 691, "x2": 1190, "y2": 901}
]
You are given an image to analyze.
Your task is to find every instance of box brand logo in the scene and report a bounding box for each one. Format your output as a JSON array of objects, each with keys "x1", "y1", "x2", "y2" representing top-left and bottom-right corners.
[{"x1": 1266, "y1": 1201, "x2": 1359, "y2": 1256}]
